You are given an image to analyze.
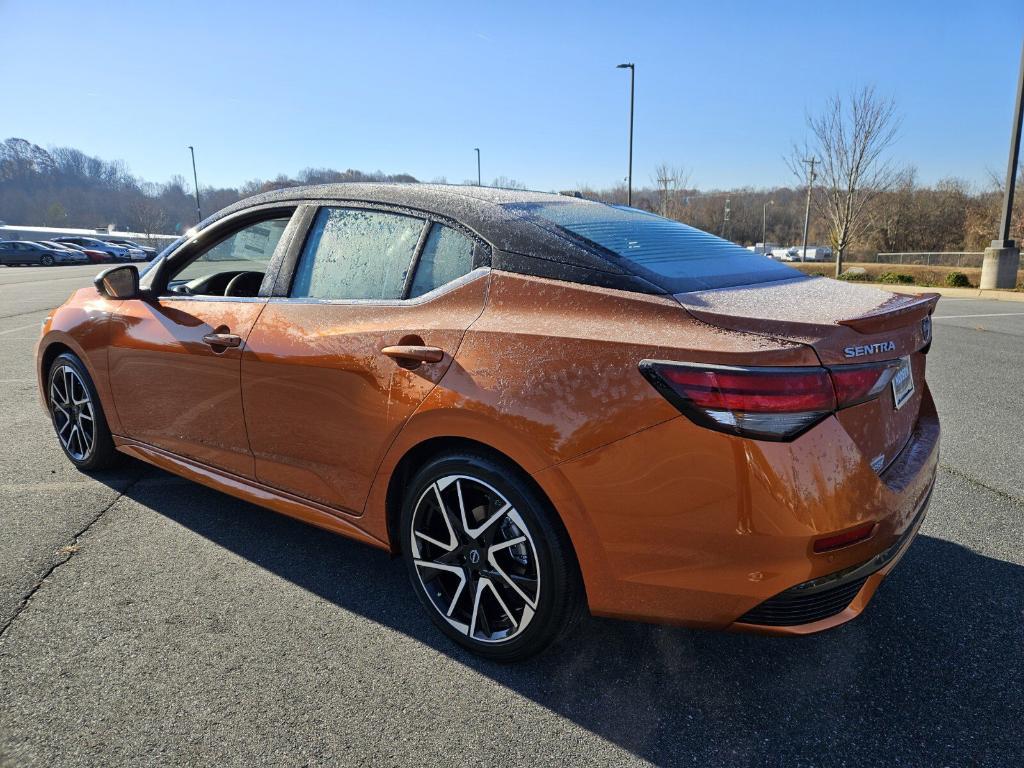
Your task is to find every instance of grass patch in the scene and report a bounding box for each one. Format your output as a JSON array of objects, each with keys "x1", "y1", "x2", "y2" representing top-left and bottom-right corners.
[{"x1": 792, "y1": 262, "x2": 997, "y2": 288}]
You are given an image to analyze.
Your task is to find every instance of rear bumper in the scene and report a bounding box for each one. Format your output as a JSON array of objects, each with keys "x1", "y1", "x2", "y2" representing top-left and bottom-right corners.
[
  {"x1": 535, "y1": 387, "x2": 940, "y2": 631},
  {"x1": 730, "y1": 480, "x2": 931, "y2": 633}
]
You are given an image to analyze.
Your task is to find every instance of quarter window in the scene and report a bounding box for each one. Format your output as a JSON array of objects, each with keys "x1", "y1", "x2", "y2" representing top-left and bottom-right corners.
[
  {"x1": 291, "y1": 208, "x2": 423, "y2": 300},
  {"x1": 408, "y1": 224, "x2": 475, "y2": 298}
]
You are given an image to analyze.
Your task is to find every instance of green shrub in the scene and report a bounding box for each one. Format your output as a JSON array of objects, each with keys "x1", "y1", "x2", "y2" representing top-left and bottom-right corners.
[
  {"x1": 837, "y1": 269, "x2": 870, "y2": 281},
  {"x1": 944, "y1": 271, "x2": 972, "y2": 288},
  {"x1": 876, "y1": 272, "x2": 915, "y2": 285}
]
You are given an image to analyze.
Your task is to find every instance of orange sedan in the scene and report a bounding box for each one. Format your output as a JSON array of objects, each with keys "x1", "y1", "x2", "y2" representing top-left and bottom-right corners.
[{"x1": 36, "y1": 185, "x2": 939, "y2": 660}]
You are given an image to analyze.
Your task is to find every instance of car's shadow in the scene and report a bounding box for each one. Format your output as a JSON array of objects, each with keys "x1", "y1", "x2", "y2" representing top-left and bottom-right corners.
[{"x1": 104, "y1": 463, "x2": 1024, "y2": 766}]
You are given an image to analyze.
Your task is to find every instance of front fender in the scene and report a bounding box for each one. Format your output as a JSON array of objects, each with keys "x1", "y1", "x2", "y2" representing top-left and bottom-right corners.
[{"x1": 35, "y1": 290, "x2": 120, "y2": 434}]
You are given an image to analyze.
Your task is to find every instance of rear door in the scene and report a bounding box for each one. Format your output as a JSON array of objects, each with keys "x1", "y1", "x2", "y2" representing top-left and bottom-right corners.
[
  {"x1": 241, "y1": 204, "x2": 489, "y2": 514},
  {"x1": 108, "y1": 209, "x2": 297, "y2": 477}
]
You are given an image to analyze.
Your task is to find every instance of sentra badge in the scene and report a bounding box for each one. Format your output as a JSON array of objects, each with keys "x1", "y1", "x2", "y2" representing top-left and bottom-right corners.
[{"x1": 844, "y1": 341, "x2": 896, "y2": 358}]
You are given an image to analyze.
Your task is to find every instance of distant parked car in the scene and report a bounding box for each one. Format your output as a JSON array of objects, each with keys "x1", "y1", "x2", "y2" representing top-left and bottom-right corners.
[
  {"x1": 770, "y1": 247, "x2": 798, "y2": 261},
  {"x1": 52, "y1": 236, "x2": 133, "y2": 262},
  {"x1": 103, "y1": 238, "x2": 157, "y2": 260},
  {"x1": 776, "y1": 246, "x2": 833, "y2": 262},
  {"x1": 38, "y1": 240, "x2": 112, "y2": 265},
  {"x1": 0, "y1": 240, "x2": 89, "y2": 266}
]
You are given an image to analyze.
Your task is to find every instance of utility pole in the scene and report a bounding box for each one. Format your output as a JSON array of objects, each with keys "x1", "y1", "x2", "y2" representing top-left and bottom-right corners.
[
  {"x1": 656, "y1": 166, "x2": 671, "y2": 217},
  {"x1": 800, "y1": 156, "x2": 817, "y2": 265},
  {"x1": 722, "y1": 198, "x2": 731, "y2": 240},
  {"x1": 474, "y1": 148, "x2": 481, "y2": 186},
  {"x1": 616, "y1": 63, "x2": 635, "y2": 206},
  {"x1": 187, "y1": 145, "x2": 202, "y2": 223},
  {"x1": 762, "y1": 200, "x2": 774, "y2": 255}
]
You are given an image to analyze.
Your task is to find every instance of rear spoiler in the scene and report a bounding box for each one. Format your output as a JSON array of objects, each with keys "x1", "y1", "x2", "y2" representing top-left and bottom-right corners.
[{"x1": 837, "y1": 292, "x2": 939, "y2": 335}]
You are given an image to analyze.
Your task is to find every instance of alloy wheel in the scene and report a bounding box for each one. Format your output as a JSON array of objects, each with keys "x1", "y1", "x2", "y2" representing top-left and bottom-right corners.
[
  {"x1": 410, "y1": 474, "x2": 540, "y2": 644},
  {"x1": 50, "y1": 364, "x2": 96, "y2": 461}
]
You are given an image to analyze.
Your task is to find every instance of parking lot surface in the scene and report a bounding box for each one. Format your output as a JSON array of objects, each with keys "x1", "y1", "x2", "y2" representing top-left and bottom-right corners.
[{"x1": 1, "y1": 265, "x2": 1022, "y2": 767}]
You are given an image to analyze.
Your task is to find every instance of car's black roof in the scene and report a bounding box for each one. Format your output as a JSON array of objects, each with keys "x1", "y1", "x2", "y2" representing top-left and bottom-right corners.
[{"x1": 211, "y1": 183, "x2": 663, "y2": 294}]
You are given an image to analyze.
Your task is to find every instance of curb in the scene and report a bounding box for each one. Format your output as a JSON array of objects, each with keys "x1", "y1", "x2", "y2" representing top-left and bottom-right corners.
[{"x1": 879, "y1": 285, "x2": 1024, "y2": 302}]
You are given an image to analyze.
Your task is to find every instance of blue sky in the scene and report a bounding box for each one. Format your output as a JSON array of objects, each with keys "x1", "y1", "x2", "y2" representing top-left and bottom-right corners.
[{"x1": 4, "y1": 0, "x2": 1022, "y2": 192}]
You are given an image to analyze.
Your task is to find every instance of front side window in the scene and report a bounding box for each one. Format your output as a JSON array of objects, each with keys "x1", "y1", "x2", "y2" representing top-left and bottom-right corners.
[
  {"x1": 173, "y1": 217, "x2": 290, "y2": 287},
  {"x1": 291, "y1": 207, "x2": 423, "y2": 300},
  {"x1": 409, "y1": 224, "x2": 475, "y2": 298}
]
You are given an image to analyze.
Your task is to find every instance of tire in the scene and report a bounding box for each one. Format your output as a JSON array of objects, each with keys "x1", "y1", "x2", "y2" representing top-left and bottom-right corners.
[
  {"x1": 46, "y1": 352, "x2": 121, "y2": 471},
  {"x1": 40, "y1": 254, "x2": 55, "y2": 266},
  {"x1": 400, "y1": 451, "x2": 585, "y2": 661}
]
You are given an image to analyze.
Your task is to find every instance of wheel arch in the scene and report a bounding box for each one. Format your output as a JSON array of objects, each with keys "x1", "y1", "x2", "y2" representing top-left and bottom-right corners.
[
  {"x1": 38, "y1": 338, "x2": 83, "y2": 406},
  {"x1": 383, "y1": 436, "x2": 556, "y2": 556},
  {"x1": 37, "y1": 331, "x2": 122, "y2": 435},
  {"x1": 375, "y1": 431, "x2": 607, "y2": 613}
]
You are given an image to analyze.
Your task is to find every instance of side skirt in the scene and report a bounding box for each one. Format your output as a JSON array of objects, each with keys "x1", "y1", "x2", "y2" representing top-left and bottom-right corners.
[{"x1": 113, "y1": 437, "x2": 389, "y2": 551}]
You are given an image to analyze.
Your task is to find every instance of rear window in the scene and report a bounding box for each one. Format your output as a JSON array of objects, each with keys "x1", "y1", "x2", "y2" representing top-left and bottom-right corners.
[{"x1": 503, "y1": 201, "x2": 800, "y2": 293}]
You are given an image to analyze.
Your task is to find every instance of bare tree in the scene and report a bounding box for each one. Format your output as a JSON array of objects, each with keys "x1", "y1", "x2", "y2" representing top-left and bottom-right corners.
[
  {"x1": 491, "y1": 176, "x2": 528, "y2": 190},
  {"x1": 790, "y1": 87, "x2": 901, "y2": 276},
  {"x1": 651, "y1": 163, "x2": 690, "y2": 218},
  {"x1": 127, "y1": 196, "x2": 169, "y2": 240}
]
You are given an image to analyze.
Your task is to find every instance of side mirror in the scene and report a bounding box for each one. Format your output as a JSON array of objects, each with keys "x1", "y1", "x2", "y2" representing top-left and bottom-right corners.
[{"x1": 94, "y1": 264, "x2": 140, "y2": 299}]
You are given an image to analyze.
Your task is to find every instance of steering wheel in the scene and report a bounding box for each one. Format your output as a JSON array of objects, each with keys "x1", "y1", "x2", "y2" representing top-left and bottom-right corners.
[{"x1": 224, "y1": 271, "x2": 264, "y2": 297}]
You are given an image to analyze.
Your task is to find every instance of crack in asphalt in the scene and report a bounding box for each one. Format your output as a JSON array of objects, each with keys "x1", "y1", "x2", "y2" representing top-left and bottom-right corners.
[
  {"x1": 0, "y1": 470, "x2": 143, "y2": 642},
  {"x1": 0, "y1": 308, "x2": 51, "y2": 322},
  {"x1": 938, "y1": 462, "x2": 1024, "y2": 507}
]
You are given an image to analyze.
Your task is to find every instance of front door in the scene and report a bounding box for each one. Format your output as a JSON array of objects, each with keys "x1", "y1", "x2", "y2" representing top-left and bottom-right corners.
[
  {"x1": 107, "y1": 214, "x2": 293, "y2": 478},
  {"x1": 241, "y1": 206, "x2": 487, "y2": 513}
]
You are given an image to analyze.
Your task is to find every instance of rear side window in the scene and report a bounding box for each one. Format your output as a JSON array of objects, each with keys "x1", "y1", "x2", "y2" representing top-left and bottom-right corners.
[
  {"x1": 292, "y1": 208, "x2": 423, "y2": 300},
  {"x1": 503, "y1": 201, "x2": 800, "y2": 293},
  {"x1": 409, "y1": 224, "x2": 475, "y2": 298}
]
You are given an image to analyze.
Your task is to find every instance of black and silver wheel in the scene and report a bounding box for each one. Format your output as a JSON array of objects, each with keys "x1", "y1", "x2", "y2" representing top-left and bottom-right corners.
[
  {"x1": 401, "y1": 452, "x2": 584, "y2": 661},
  {"x1": 40, "y1": 254, "x2": 55, "y2": 266},
  {"x1": 47, "y1": 352, "x2": 119, "y2": 470}
]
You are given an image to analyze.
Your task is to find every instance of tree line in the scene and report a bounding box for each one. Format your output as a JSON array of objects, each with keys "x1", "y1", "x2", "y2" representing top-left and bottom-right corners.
[
  {"x1": 0, "y1": 138, "x2": 419, "y2": 236},
  {"x1": 3, "y1": 94, "x2": 1021, "y2": 265},
  {"x1": 573, "y1": 171, "x2": 1012, "y2": 260},
  {"x1": 573, "y1": 87, "x2": 1021, "y2": 272}
]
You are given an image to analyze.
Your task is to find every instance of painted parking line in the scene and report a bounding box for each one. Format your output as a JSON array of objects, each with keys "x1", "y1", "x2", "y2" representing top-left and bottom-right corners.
[
  {"x1": 933, "y1": 312, "x2": 1024, "y2": 320},
  {"x1": 0, "y1": 323, "x2": 39, "y2": 336}
]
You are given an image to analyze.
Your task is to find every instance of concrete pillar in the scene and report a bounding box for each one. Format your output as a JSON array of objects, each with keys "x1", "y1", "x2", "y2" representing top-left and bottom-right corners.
[{"x1": 980, "y1": 243, "x2": 1021, "y2": 290}]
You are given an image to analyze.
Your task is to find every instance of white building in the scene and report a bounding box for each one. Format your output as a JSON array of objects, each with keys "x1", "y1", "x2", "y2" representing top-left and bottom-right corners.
[{"x1": 0, "y1": 224, "x2": 177, "y2": 249}]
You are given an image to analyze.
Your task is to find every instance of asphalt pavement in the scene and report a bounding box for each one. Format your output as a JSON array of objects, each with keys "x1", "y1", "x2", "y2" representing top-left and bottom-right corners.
[{"x1": 1, "y1": 265, "x2": 1022, "y2": 767}]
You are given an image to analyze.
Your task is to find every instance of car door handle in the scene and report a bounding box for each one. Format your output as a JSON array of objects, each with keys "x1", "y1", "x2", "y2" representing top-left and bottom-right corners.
[
  {"x1": 380, "y1": 345, "x2": 445, "y2": 364},
  {"x1": 202, "y1": 332, "x2": 242, "y2": 348}
]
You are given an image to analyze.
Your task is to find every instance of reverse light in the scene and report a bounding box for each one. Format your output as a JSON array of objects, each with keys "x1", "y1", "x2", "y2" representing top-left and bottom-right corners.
[
  {"x1": 830, "y1": 361, "x2": 899, "y2": 408},
  {"x1": 639, "y1": 359, "x2": 900, "y2": 441}
]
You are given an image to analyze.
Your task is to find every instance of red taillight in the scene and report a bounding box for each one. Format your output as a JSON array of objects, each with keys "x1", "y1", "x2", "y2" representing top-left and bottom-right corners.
[
  {"x1": 640, "y1": 359, "x2": 899, "y2": 441},
  {"x1": 813, "y1": 522, "x2": 875, "y2": 552},
  {"x1": 657, "y1": 367, "x2": 835, "y2": 412}
]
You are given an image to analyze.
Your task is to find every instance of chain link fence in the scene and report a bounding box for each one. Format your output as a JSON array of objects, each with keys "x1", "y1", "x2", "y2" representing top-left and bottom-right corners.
[{"x1": 871, "y1": 252, "x2": 984, "y2": 268}]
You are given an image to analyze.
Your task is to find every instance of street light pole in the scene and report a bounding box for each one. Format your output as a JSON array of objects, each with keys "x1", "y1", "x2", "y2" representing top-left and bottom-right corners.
[
  {"x1": 996, "y1": 39, "x2": 1024, "y2": 247},
  {"x1": 981, "y1": 37, "x2": 1024, "y2": 289},
  {"x1": 474, "y1": 147, "x2": 481, "y2": 186},
  {"x1": 187, "y1": 145, "x2": 202, "y2": 223},
  {"x1": 800, "y1": 156, "x2": 817, "y2": 265},
  {"x1": 616, "y1": 63, "x2": 635, "y2": 206}
]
